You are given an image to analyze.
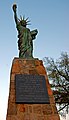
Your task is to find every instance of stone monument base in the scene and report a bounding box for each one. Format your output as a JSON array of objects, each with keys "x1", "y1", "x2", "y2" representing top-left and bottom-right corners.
[{"x1": 6, "y1": 58, "x2": 60, "y2": 120}]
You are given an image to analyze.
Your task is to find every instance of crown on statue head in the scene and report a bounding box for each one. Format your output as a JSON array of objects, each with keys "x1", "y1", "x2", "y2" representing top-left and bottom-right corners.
[{"x1": 18, "y1": 16, "x2": 31, "y2": 26}]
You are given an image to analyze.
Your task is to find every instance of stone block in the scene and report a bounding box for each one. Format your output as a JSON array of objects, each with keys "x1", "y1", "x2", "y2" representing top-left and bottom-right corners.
[
  {"x1": 9, "y1": 92, "x2": 15, "y2": 102},
  {"x1": 33, "y1": 105, "x2": 41, "y2": 114},
  {"x1": 47, "y1": 115, "x2": 60, "y2": 120},
  {"x1": 28, "y1": 105, "x2": 32, "y2": 113},
  {"x1": 37, "y1": 115, "x2": 48, "y2": 120},
  {"x1": 42, "y1": 104, "x2": 53, "y2": 115},
  {"x1": 23, "y1": 113, "x2": 30, "y2": 120},
  {"x1": 49, "y1": 95, "x2": 55, "y2": 104},
  {"x1": 36, "y1": 65, "x2": 46, "y2": 74},
  {"x1": 7, "y1": 103, "x2": 17, "y2": 115},
  {"x1": 12, "y1": 63, "x2": 20, "y2": 73},
  {"x1": 17, "y1": 104, "x2": 25, "y2": 112},
  {"x1": 52, "y1": 104, "x2": 58, "y2": 114},
  {"x1": 29, "y1": 69, "x2": 38, "y2": 74}
]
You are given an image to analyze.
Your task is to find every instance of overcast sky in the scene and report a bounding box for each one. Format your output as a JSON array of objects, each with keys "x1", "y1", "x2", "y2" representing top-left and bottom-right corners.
[{"x1": 0, "y1": 0, "x2": 69, "y2": 120}]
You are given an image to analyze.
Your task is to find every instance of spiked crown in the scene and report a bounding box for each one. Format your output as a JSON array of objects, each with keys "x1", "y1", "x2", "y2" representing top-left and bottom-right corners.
[{"x1": 18, "y1": 16, "x2": 30, "y2": 27}]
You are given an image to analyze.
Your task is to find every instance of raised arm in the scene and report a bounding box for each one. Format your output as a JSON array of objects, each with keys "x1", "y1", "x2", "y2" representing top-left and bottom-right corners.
[{"x1": 12, "y1": 4, "x2": 18, "y2": 25}]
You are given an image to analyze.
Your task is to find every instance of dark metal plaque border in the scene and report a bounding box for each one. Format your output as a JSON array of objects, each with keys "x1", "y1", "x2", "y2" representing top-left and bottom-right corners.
[{"x1": 15, "y1": 74, "x2": 50, "y2": 104}]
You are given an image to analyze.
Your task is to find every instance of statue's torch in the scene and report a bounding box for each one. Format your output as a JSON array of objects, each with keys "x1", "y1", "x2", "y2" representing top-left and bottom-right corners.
[{"x1": 12, "y1": 3, "x2": 17, "y2": 12}]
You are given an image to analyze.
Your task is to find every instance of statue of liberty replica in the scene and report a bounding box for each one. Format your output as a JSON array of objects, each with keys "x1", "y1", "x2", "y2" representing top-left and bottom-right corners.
[
  {"x1": 6, "y1": 4, "x2": 60, "y2": 120},
  {"x1": 12, "y1": 4, "x2": 38, "y2": 58}
]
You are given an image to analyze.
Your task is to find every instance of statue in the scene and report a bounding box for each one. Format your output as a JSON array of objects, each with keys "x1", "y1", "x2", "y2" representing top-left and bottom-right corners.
[{"x1": 12, "y1": 4, "x2": 38, "y2": 58}]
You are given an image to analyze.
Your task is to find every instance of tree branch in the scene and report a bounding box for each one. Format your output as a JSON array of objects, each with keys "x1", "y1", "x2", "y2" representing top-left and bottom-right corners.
[{"x1": 58, "y1": 103, "x2": 68, "y2": 112}]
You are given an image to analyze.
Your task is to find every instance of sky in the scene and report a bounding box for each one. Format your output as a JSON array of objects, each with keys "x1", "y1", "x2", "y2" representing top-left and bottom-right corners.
[{"x1": 0, "y1": 0, "x2": 69, "y2": 120}]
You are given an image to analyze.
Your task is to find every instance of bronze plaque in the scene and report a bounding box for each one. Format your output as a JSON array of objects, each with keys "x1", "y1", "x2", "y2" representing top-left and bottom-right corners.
[{"x1": 15, "y1": 74, "x2": 50, "y2": 103}]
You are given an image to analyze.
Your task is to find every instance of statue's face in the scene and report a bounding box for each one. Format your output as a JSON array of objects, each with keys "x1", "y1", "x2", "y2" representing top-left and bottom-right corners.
[{"x1": 21, "y1": 20, "x2": 26, "y2": 27}]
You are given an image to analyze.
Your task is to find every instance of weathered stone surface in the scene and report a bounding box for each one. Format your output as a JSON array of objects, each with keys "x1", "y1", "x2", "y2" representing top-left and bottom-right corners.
[
  {"x1": 23, "y1": 113, "x2": 30, "y2": 120},
  {"x1": 29, "y1": 69, "x2": 38, "y2": 74},
  {"x1": 28, "y1": 105, "x2": 32, "y2": 113},
  {"x1": 18, "y1": 104, "x2": 25, "y2": 112},
  {"x1": 36, "y1": 65, "x2": 46, "y2": 74},
  {"x1": 37, "y1": 115, "x2": 47, "y2": 120},
  {"x1": 33, "y1": 105, "x2": 41, "y2": 114},
  {"x1": 52, "y1": 104, "x2": 58, "y2": 114},
  {"x1": 9, "y1": 93, "x2": 15, "y2": 102},
  {"x1": 10, "y1": 74, "x2": 15, "y2": 80},
  {"x1": 12, "y1": 61, "x2": 20, "y2": 73},
  {"x1": 47, "y1": 115, "x2": 60, "y2": 120},
  {"x1": 42, "y1": 105, "x2": 53, "y2": 115},
  {"x1": 6, "y1": 58, "x2": 60, "y2": 120},
  {"x1": 7, "y1": 103, "x2": 17, "y2": 115},
  {"x1": 49, "y1": 96, "x2": 55, "y2": 104}
]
